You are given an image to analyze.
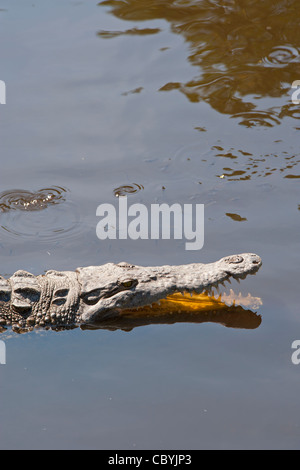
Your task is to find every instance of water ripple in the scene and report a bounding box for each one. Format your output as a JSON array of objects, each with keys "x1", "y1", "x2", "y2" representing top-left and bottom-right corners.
[
  {"x1": 0, "y1": 186, "x2": 68, "y2": 212},
  {"x1": 231, "y1": 111, "x2": 281, "y2": 128},
  {"x1": 262, "y1": 45, "x2": 300, "y2": 67},
  {"x1": 0, "y1": 186, "x2": 82, "y2": 242},
  {"x1": 114, "y1": 183, "x2": 144, "y2": 197}
]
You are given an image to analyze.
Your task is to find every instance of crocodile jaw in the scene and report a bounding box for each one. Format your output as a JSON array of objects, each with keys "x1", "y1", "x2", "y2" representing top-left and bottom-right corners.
[{"x1": 78, "y1": 253, "x2": 262, "y2": 324}]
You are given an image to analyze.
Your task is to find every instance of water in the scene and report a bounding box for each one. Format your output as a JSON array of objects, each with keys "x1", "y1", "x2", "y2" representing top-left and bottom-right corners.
[{"x1": 0, "y1": 0, "x2": 299, "y2": 450}]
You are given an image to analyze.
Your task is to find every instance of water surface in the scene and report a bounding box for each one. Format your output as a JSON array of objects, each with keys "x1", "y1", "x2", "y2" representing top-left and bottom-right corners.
[{"x1": 0, "y1": 0, "x2": 299, "y2": 450}]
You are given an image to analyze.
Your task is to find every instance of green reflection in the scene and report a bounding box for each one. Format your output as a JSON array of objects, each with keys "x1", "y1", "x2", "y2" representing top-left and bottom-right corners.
[{"x1": 98, "y1": 0, "x2": 300, "y2": 125}]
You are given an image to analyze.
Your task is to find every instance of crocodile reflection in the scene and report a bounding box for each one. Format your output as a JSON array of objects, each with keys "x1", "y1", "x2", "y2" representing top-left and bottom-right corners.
[
  {"x1": 0, "y1": 291, "x2": 262, "y2": 334},
  {"x1": 82, "y1": 291, "x2": 262, "y2": 332},
  {"x1": 98, "y1": 0, "x2": 300, "y2": 125}
]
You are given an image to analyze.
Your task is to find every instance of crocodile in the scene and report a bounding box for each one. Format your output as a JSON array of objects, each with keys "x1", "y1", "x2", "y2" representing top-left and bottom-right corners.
[{"x1": 0, "y1": 253, "x2": 262, "y2": 333}]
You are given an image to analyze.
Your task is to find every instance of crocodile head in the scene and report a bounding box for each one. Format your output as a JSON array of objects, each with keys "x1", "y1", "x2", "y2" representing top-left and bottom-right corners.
[{"x1": 77, "y1": 253, "x2": 262, "y2": 325}]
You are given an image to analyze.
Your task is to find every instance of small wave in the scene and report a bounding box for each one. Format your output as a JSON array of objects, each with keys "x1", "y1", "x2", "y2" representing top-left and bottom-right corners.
[
  {"x1": 262, "y1": 45, "x2": 300, "y2": 67},
  {"x1": 231, "y1": 110, "x2": 281, "y2": 127},
  {"x1": 0, "y1": 186, "x2": 68, "y2": 212},
  {"x1": 278, "y1": 104, "x2": 300, "y2": 120},
  {"x1": 0, "y1": 186, "x2": 83, "y2": 242},
  {"x1": 114, "y1": 183, "x2": 144, "y2": 197}
]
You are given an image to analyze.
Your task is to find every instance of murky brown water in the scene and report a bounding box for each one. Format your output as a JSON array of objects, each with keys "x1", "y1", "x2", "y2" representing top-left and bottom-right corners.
[{"x1": 0, "y1": 0, "x2": 299, "y2": 450}]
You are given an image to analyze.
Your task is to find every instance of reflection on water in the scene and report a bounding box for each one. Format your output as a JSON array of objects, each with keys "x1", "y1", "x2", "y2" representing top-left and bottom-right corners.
[
  {"x1": 168, "y1": 141, "x2": 300, "y2": 182},
  {"x1": 0, "y1": 186, "x2": 82, "y2": 242},
  {"x1": 121, "y1": 87, "x2": 143, "y2": 96},
  {"x1": 98, "y1": 27, "x2": 161, "y2": 38},
  {"x1": 226, "y1": 213, "x2": 247, "y2": 222},
  {"x1": 80, "y1": 289, "x2": 262, "y2": 331},
  {"x1": 83, "y1": 304, "x2": 262, "y2": 332},
  {"x1": 99, "y1": 0, "x2": 300, "y2": 125},
  {"x1": 214, "y1": 149, "x2": 300, "y2": 180},
  {"x1": 0, "y1": 290, "x2": 262, "y2": 334}
]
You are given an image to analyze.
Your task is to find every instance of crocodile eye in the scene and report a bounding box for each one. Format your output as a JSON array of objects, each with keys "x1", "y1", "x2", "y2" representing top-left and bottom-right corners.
[{"x1": 121, "y1": 280, "x2": 136, "y2": 289}]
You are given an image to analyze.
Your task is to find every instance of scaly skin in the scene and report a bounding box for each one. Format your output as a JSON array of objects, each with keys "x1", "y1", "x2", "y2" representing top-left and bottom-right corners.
[{"x1": 0, "y1": 253, "x2": 262, "y2": 332}]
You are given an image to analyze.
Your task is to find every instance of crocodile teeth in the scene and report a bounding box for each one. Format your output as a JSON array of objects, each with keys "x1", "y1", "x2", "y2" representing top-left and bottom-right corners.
[
  {"x1": 194, "y1": 288, "x2": 203, "y2": 294},
  {"x1": 221, "y1": 289, "x2": 263, "y2": 309}
]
